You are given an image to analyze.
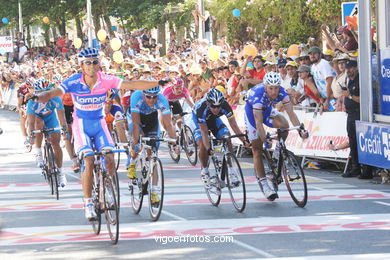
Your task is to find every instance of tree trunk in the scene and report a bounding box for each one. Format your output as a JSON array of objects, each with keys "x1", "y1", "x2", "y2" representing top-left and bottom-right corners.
[
  {"x1": 26, "y1": 25, "x2": 31, "y2": 48},
  {"x1": 157, "y1": 22, "x2": 166, "y2": 56},
  {"x1": 75, "y1": 16, "x2": 83, "y2": 39},
  {"x1": 58, "y1": 16, "x2": 66, "y2": 36},
  {"x1": 103, "y1": 15, "x2": 114, "y2": 37}
]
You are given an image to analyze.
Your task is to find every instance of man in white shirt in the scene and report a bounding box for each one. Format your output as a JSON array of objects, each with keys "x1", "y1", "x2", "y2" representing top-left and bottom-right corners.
[
  {"x1": 18, "y1": 41, "x2": 28, "y2": 63},
  {"x1": 309, "y1": 46, "x2": 336, "y2": 111}
]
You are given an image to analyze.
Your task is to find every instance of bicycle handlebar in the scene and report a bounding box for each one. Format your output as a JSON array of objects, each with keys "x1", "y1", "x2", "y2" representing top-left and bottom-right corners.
[
  {"x1": 216, "y1": 133, "x2": 248, "y2": 141},
  {"x1": 266, "y1": 123, "x2": 306, "y2": 140},
  {"x1": 79, "y1": 148, "x2": 126, "y2": 159},
  {"x1": 32, "y1": 127, "x2": 62, "y2": 134},
  {"x1": 141, "y1": 136, "x2": 177, "y2": 143}
]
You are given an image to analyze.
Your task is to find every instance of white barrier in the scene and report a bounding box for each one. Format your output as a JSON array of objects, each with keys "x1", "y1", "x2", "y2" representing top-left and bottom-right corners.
[{"x1": 1, "y1": 85, "x2": 18, "y2": 110}]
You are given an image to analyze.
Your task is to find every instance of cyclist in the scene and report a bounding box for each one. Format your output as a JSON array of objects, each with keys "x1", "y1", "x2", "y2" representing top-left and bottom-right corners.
[
  {"x1": 104, "y1": 88, "x2": 128, "y2": 144},
  {"x1": 26, "y1": 47, "x2": 164, "y2": 220},
  {"x1": 128, "y1": 85, "x2": 178, "y2": 203},
  {"x1": 193, "y1": 88, "x2": 248, "y2": 187},
  {"x1": 17, "y1": 78, "x2": 34, "y2": 148},
  {"x1": 26, "y1": 78, "x2": 67, "y2": 187},
  {"x1": 245, "y1": 71, "x2": 308, "y2": 200},
  {"x1": 162, "y1": 77, "x2": 195, "y2": 130}
]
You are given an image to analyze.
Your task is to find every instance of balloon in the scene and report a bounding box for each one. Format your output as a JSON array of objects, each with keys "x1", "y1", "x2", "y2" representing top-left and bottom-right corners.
[
  {"x1": 207, "y1": 45, "x2": 220, "y2": 61},
  {"x1": 113, "y1": 51, "x2": 124, "y2": 64},
  {"x1": 97, "y1": 29, "x2": 107, "y2": 42},
  {"x1": 74, "y1": 38, "x2": 82, "y2": 49},
  {"x1": 232, "y1": 9, "x2": 241, "y2": 18},
  {"x1": 243, "y1": 44, "x2": 257, "y2": 57},
  {"x1": 110, "y1": 38, "x2": 122, "y2": 51},
  {"x1": 43, "y1": 17, "x2": 49, "y2": 24},
  {"x1": 287, "y1": 44, "x2": 299, "y2": 57},
  {"x1": 2, "y1": 17, "x2": 8, "y2": 24}
]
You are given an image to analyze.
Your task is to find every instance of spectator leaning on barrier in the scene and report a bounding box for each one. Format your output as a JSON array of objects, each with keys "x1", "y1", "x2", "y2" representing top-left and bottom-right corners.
[
  {"x1": 297, "y1": 65, "x2": 323, "y2": 107},
  {"x1": 330, "y1": 53, "x2": 349, "y2": 111},
  {"x1": 240, "y1": 55, "x2": 265, "y2": 91},
  {"x1": 308, "y1": 46, "x2": 336, "y2": 111},
  {"x1": 341, "y1": 59, "x2": 373, "y2": 179}
]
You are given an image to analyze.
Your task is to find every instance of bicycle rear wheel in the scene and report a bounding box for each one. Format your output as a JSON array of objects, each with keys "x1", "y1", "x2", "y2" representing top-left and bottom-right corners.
[
  {"x1": 112, "y1": 170, "x2": 120, "y2": 211},
  {"x1": 149, "y1": 158, "x2": 164, "y2": 221},
  {"x1": 282, "y1": 150, "x2": 308, "y2": 207},
  {"x1": 168, "y1": 143, "x2": 180, "y2": 163},
  {"x1": 129, "y1": 157, "x2": 144, "y2": 214},
  {"x1": 47, "y1": 145, "x2": 59, "y2": 199},
  {"x1": 224, "y1": 153, "x2": 246, "y2": 212},
  {"x1": 205, "y1": 157, "x2": 221, "y2": 206},
  {"x1": 183, "y1": 125, "x2": 197, "y2": 166},
  {"x1": 53, "y1": 171, "x2": 59, "y2": 200},
  {"x1": 104, "y1": 175, "x2": 119, "y2": 244},
  {"x1": 91, "y1": 171, "x2": 101, "y2": 235},
  {"x1": 112, "y1": 129, "x2": 121, "y2": 171}
]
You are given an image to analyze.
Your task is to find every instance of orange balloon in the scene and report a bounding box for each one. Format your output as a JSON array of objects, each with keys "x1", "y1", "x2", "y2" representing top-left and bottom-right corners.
[
  {"x1": 287, "y1": 44, "x2": 299, "y2": 57},
  {"x1": 43, "y1": 17, "x2": 49, "y2": 24},
  {"x1": 243, "y1": 44, "x2": 257, "y2": 57}
]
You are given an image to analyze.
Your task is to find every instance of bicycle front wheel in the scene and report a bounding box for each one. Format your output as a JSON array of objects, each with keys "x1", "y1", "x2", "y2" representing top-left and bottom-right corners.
[
  {"x1": 225, "y1": 153, "x2": 246, "y2": 212},
  {"x1": 205, "y1": 157, "x2": 221, "y2": 206},
  {"x1": 129, "y1": 158, "x2": 144, "y2": 214},
  {"x1": 112, "y1": 170, "x2": 120, "y2": 211},
  {"x1": 91, "y1": 171, "x2": 101, "y2": 235},
  {"x1": 148, "y1": 158, "x2": 164, "y2": 221},
  {"x1": 183, "y1": 125, "x2": 197, "y2": 166},
  {"x1": 168, "y1": 143, "x2": 180, "y2": 163},
  {"x1": 282, "y1": 151, "x2": 308, "y2": 207},
  {"x1": 104, "y1": 176, "x2": 119, "y2": 244}
]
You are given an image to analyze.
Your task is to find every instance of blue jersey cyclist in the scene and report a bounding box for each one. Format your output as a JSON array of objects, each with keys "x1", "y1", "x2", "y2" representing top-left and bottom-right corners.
[
  {"x1": 128, "y1": 86, "x2": 178, "y2": 203},
  {"x1": 193, "y1": 88, "x2": 247, "y2": 188},
  {"x1": 26, "y1": 48, "x2": 162, "y2": 221},
  {"x1": 27, "y1": 78, "x2": 68, "y2": 188},
  {"x1": 244, "y1": 72, "x2": 308, "y2": 201}
]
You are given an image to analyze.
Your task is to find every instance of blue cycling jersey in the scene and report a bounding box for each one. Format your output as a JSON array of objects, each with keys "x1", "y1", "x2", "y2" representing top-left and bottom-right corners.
[
  {"x1": 245, "y1": 83, "x2": 290, "y2": 111},
  {"x1": 27, "y1": 96, "x2": 64, "y2": 117},
  {"x1": 130, "y1": 90, "x2": 171, "y2": 116}
]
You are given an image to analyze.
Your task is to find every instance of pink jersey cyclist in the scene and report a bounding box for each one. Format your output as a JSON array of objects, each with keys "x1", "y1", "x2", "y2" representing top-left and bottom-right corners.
[
  {"x1": 59, "y1": 71, "x2": 123, "y2": 153},
  {"x1": 162, "y1": 77, "x2": 194, "y2": 115}
]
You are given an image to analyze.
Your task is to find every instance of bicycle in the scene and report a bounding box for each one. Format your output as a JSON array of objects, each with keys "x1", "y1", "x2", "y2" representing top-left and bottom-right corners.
[
  {"x1": 79, "y1": 147, "x2": 125, "y2": 245},
  {"x1": 31, "y1": 127, "x2": 62, "y2": 200},
  {"x1": 129, "y1": 136, "x2": 176, "y2": 221},
  {"x1": 261, "y1": 124, "x2": 308, "y2": 207},
  {"x1": 203, "y1": 133, "x2": 247, "y2": 212},
  {"x1": 168, "y1": 112, "x2": 198, "y2": 166}
]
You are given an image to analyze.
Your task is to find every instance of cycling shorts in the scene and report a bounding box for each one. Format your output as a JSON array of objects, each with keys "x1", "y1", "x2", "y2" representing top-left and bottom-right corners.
[
  {"x1": 39, "y1": 113, "x2": 61, "y2": 134},
  {"x1": 244, "y1": 104, "x2": 280, "y2": 141},
  {"x1": 72, "y1": 117, "x2": 114, "y2": 154},
  {"x1": 64, "y1": 105, "x2": 74, "y2": 125},
  {"x1": 193, "y1": 114, "x2": 230, "y2": 142},
  {"x1": 169, "y1": 101, "x2": 183, "y2": 115}
]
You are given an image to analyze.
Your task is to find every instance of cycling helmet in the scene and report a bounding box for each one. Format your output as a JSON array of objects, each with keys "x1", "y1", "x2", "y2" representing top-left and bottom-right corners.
[
  {"x1": 173, "y1": 78, "x2": 184, "y2": 88},
  {"x1": 78, "y1": 47, "x2": 99, "y2": 61},
  {"x1": 206, "y1": 88, "x2": 224, "y2": 106},
  {"x1": 143, "y1": 86, "x2": 161, "y2": 95},
  {"x1": 263, "y1": 71, "x2": 281, "y2": 87},
  {"x1": 52, "y1": 74, "x2": 62, "y2": 83},
  {"x1": 34, "y1": 78, "x2": 51, "y2": 91}
]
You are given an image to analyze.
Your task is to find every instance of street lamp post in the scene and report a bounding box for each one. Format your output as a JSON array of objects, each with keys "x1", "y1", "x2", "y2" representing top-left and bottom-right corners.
[
  {"x1": 18, "y1": 0, "x2": 23, "y2": 37},
  {"x1": 86, "y1": 0, "x2": 93, "y2": 48}
]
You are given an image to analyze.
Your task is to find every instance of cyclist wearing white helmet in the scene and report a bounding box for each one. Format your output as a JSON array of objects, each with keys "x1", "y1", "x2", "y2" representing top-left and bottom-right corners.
[
  {"x1": 27, "y1": 47, "x2": 165, "y2": 220},
  {"x1": 26, "y1": 78, "x2": 68, "y2": 187},
  {"x1": 193, "y1": 88, "x2": 248, "y2": 188},
  {"x1": 245, "y1": 71, "x2": 308, "y2": 200},
  {"x1": 128, "y1": 85, "x2": 178, "y2": 203}
]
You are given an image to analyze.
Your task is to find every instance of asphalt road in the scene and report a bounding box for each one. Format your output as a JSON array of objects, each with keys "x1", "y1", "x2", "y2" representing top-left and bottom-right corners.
[{"x1": 1, "y1": 108, "x2": 390, "y2": 260}]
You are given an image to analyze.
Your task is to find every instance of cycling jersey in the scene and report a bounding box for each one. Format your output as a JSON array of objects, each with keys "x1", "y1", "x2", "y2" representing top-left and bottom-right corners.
[
  {"x1": 17, "y1": 83, "x2": 30, "y2": 99},
  {"x1": 27, "y1": 97, "x2": 64, "y2": 132},
  {"x1": 130, "y1": 90, "x2": 171, "y2": 116},
  {"x1": 162, "y1": 86, "x2": 191, "y2": 102},
  {"x1": 59, "y1": 71, "x2": 123, "y2": 120},
  {"x1": 244, "y1": 83, "x2": 290, "y2": 140}
]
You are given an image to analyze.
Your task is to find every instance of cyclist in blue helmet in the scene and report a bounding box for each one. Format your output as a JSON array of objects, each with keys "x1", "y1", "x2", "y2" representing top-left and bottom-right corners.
[
  {"x1": 128, "y1": 84, "x2": 178, "y2": 203},
  {"x1": 26, "y1": 47, "x2": 169, "y2": 220},
  {"x1": 26, "y1": 78, "x2": 68, "y2": 188}
]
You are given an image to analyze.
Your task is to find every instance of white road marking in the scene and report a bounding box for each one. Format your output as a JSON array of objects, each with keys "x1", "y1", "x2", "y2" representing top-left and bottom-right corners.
[{"x1": 374, "y1": 201, "x2": 390, "y2": 207}]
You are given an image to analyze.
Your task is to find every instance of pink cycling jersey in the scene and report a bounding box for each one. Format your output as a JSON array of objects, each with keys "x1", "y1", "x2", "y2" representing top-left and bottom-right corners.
[{"x1": 162, "y1": 86, "x2": 190, "y2": 102}]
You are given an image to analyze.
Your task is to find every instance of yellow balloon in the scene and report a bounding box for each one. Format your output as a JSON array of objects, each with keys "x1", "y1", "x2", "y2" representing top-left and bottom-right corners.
[
  {"x1": 74, "y1": 38, "x2": 82, "y2": 49},
  {"x1": 113, "y1": 51, "x2": 124, "y2": 64},
  {"x1": 97, "y1": 29, "x2": 107, "y2": 42},
  {"x1": 207, "y1": 45, "x2": 220, "y2": 61},
  {"x1": 43, "y1": 17, "x2": 50, "y2": 24},
  {"x1": 243, "y1": 44, "x2": 257, "y2": 57},
  {"x1": 287, "y1": 44, "x2": 299, "y2": 57},
  {"x1": 110, "y1": 38, "x2": 122, "y2": 51}
]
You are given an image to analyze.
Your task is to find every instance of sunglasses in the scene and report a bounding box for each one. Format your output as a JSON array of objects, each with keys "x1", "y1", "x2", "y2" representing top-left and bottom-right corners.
[
  {"x1": 83, "y1": 60, "x2": 99, "y2": 66},
  {"x1": 145, "y1": 94, "x2": 158, "y2": 99},
  {"x1": 209, "y1": 104, "x2": 221, "y2": 109}
]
